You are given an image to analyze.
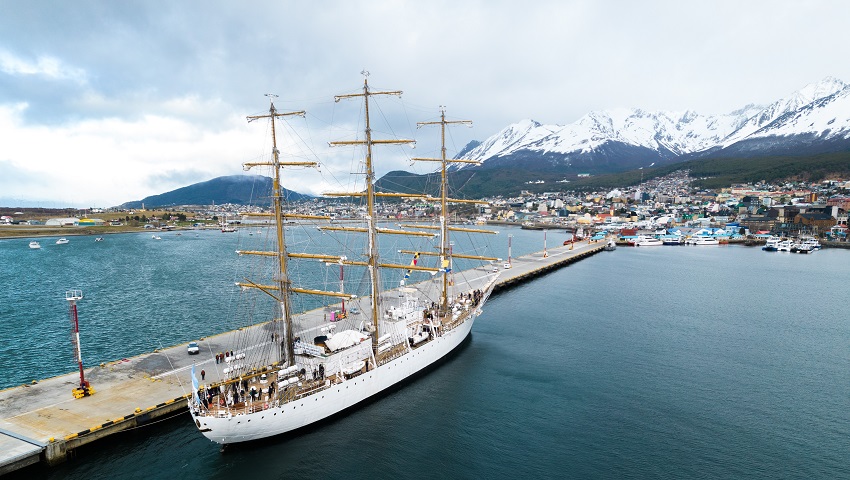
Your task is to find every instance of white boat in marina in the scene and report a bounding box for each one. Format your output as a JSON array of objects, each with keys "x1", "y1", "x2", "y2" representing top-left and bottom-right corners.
[
  {"x1": 686, "y1": 236, "x2": 719, "y2": 246},
  {"x1": 661, "y1": 235, "x2": 683, "y2": 245},
  {"x1": 792, "y1": 242, "x2": 814, "y2": 254},
  {"x1": 798, "y1": 237, "x2": 821, "y2": 252},
  {"x1": 776, "y1": 240, "x2": 793, "y2": 252},
  {"x1": 188, "y1": 83, "x2": 499, "y2": 447},
  {"x1": 152, "y1": 235, "x2": 162, "y2": 240},
  {"x1": 634, "y1": 235, "x2": 663, "y2": 246},
  {"x1": 29, "y1": 241, "x2": 41, "y2": 249},
  {"x1": 55, "y1": 238, "x2": 69, "y2": 245},
  {"x1": 762, "y1": 236, "x2": 781, "y2": 251},
  {"x1": 791, "y1": 237, "x2": 820, "y2": 254}
]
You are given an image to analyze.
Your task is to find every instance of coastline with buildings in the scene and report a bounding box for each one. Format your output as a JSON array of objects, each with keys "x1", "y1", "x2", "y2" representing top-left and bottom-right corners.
[{"x1": 2, "y1": 171, "x2": 849, "y2": 244}]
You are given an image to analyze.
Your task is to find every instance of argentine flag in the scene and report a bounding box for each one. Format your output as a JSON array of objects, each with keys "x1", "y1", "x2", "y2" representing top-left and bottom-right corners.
[{"x1": 191, "y1": 365, "x2": 200, "y2": 403}]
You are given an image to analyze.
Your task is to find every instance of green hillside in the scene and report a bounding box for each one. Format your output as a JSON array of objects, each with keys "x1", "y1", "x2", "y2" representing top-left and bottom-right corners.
[{"x1": 377, "y1": 151, "x2": 850, "y2": 197}]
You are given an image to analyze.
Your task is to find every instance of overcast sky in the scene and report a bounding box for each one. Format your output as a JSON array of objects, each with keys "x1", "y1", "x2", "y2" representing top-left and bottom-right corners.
[{"x1": 2, "y1": 0, "x2": 849, "y2": 207}]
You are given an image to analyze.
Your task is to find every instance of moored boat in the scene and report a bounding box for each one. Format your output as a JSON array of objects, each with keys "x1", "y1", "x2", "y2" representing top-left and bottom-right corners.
[
  {"x1": 793, "y1": 243, "x2": 814, "y2": 254},
  {"x1": 686, "y1": 236, "x2": 719, "y2": 246},
  {"x1": 55, "y1": 238, "x2": 69, "y2": 245},
  {"x1": 29, "y1": 241, "x2": 41, "y2": 249},
  {"x1": 634, "y1": 235, "x2": 663, "y2": 246},
  {"x1": 188, "y1": 82, "x2": 499, "y2": 446},
  {"x1": 762, "y1": 236, "x2": 781, "y2": 251},
  {"x1": 661, "y1": 235, "x2": 683, "y2": 245},
  {"x1": 799, "y1": 237, "x2": 821, "y2": 251}
]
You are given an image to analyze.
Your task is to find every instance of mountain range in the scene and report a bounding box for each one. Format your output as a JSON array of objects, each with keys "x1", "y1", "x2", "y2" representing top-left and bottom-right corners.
[
  {"x1": 124, "y1": 77, "x2": 850, "y2": 207},
  {"x1": 457, "y1": 76, "x2": 850, "y2": 173}
]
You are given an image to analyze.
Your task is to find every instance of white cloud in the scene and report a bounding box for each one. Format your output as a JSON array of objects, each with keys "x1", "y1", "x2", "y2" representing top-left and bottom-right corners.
[
  {"x1": 2, "y1": 0, "x2": 850, "y2": 206},
  {"x1": 0, "y1": 49, "x2": 87, "y2": 84},
  {"x1": 0, "y1": 101, "x2": 249, "y2": 206}
]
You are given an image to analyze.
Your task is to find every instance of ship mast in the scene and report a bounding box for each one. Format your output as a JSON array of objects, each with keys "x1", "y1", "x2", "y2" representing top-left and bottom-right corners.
[
  {"x1": 244, "y1": 95, "x2": 313, "y2": 366},
  {"x1": 412, "y1": 108, "x2": 494, "y2": 313},
  {"x1": 331, "y1": 73, "x2": 415, "y2": 353}
]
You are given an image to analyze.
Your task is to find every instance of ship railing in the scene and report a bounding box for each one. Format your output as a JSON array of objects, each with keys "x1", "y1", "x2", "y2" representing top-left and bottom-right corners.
[
  {"x1": 442, "y1": 305, "x2": 472, "y2": 332},
  {"x1": 294, "y1": 379, "x2": 331, "y2": 400},
  {"x1": 377, "y1": 342, "x2": 408, "y2": 366}
]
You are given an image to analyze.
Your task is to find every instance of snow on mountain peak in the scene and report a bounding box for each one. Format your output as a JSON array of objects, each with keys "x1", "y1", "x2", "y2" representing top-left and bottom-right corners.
[
  {"x1": 798, "y1": 76, "x2": 846, "y2": 103},
  {"x1": 461, "y1": 118, "x2": 559, "y2": 161},
  {"x1": 721, "y1": 76, "x2": 849, "y2": 146},
  {"x1": 458, "y1": 77, "x2": 850, "y2": 167}
]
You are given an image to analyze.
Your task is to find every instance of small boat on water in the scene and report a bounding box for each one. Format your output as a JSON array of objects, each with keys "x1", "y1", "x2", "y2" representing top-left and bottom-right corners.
[
  {"x1": 762, "y1": 236, "x2": 781, "y2": 251},
  {"x1": 661, "y1": 235, "x2": 683, "y2": 245},
  {"x1": 152, "y1": 235, "x2": 162, "y2": 240},
  {"x1": 792, "y1": 242, "x2": 813, "y2": 254},
  {"x1": 603, "y1": 239, "x2": 617, "y2": 251},
  {"x1": 29, "y1": 241, "x2": 41, "y2": 249},
  {"x1": 634, "y1": 235, "x2": 663, "y2": 246},
  {"x1": 55, "y1": 238, "x2": 69, "y2": 245},
  {"x1": 95, "y1": 237, "x2": 104, "y2": 242},
  {"x1": 686, "y1": 236, "x2": 719, "y2": 246},
  {"x1": 776, "y1": 240, "x2": 793, "y2": 252},
  {"x1": 798, "y1": 237, "x2": 821, "y2": 251}
]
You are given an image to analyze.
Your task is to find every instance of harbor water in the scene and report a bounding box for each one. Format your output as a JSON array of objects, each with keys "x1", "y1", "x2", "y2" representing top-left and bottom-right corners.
[{"x1": 2, "y1": 228, "x2": 849, "y2": 478}]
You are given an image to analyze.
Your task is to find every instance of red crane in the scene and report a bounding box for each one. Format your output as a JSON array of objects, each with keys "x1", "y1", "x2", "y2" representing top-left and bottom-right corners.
[{"x1": 67, "y1": 290, "x2": 95, "y2": 398}]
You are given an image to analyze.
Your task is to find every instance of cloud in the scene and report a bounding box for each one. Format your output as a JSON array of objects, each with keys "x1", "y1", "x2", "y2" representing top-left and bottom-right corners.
[
  {"x1": 0, "y1": 101, "x2": 251, "y2": 206},
  {"x1": 2, "y1": 0, "x2": 850, "y2": 206},
  {"x1": 0, "y1": 49, "x2": 87, "y2": 84}
]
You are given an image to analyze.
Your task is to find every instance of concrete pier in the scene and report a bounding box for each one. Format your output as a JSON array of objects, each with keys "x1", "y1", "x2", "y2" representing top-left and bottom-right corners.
[{"x1": 0, "y1": 240, "x2": 603, "y2": 474}]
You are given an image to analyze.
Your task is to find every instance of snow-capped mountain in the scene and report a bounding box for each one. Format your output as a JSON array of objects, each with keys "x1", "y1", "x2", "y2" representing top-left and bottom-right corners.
[
  {"x1": 458, "y1": 77, "x2": 850, "y2": 172},
  {"x1": 720, "y1": 76, "x2": 847, "y2": 147}
]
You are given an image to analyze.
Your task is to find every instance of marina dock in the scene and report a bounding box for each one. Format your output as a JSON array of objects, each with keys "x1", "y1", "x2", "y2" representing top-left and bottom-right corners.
[{"x1": 0, "y1": 240, "x2": 603, "y2": 474}]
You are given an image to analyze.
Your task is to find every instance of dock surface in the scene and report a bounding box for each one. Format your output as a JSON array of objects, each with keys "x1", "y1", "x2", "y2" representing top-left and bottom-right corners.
[{"x1": 0, "y1": 240, "x2": 603, "y2": 473}]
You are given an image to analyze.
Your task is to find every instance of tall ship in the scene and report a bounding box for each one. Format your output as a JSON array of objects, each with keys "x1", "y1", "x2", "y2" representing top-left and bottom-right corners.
[{"x1": 188, "y1": 77, "x2": 500, "y2": 446}]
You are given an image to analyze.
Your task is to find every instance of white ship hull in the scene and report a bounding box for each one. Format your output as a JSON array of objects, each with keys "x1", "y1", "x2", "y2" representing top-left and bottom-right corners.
[{"x1": 190, "y1": 310, "x2": 479, "y2": 444}]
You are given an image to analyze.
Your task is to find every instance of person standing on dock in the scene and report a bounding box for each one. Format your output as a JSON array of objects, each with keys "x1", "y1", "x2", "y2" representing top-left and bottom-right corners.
[{"x1": 201, "y1": 369, "x2": 205, "y2": 380}]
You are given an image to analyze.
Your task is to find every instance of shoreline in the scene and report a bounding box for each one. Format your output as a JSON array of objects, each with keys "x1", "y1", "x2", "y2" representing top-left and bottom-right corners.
[{"x1": 0, "y1": 226, "x2": 190, "y2": 240}]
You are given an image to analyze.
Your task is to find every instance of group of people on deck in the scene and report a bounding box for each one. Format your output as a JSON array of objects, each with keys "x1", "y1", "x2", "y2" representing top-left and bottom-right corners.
[
  {"x1": 203, "y1": 376, "x2": 277, "y2": 409},
  {"x1": 422, "y1": 289, "x2": 484, "y2": 322},
  {"x1": 214, "y1": 350, "x2": 235, "y2": 364}
]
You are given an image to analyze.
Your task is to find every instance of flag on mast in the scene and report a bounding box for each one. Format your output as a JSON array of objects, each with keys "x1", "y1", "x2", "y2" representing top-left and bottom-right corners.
[
  {"x1": 191, "y1": 365, "x2": 200, "y2": 403},
  {"x1": 403, "y1": 252, "x2": 420, "y2": 279}
]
